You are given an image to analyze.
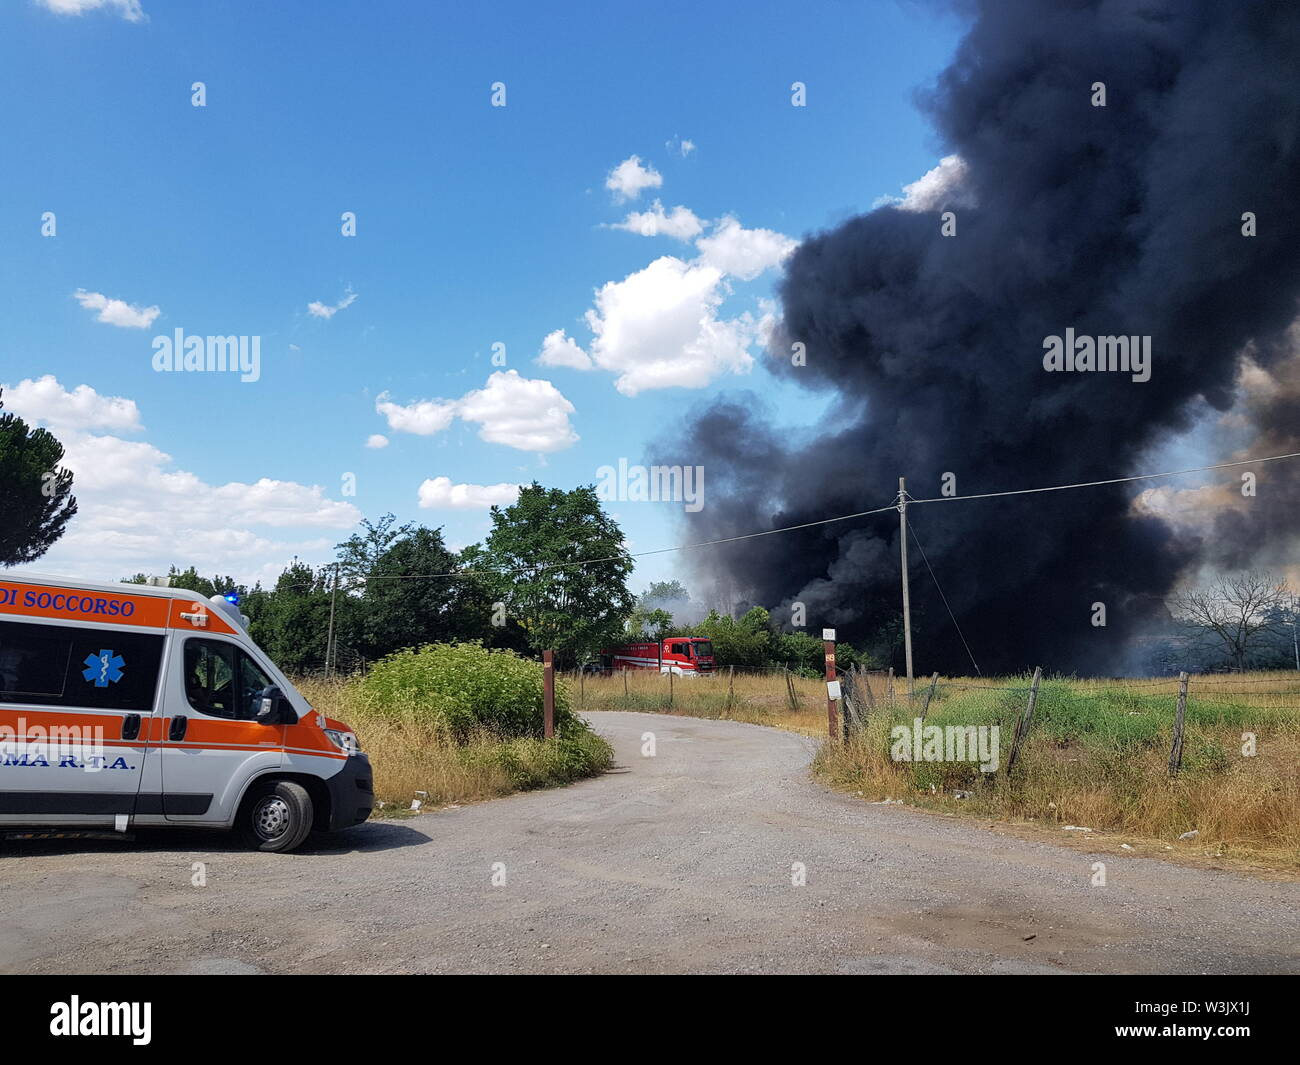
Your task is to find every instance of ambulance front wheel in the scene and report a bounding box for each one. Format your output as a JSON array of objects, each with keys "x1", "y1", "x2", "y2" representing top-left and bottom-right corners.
[{"x1": 241, "y1": 779, "x2": 315, "y2": 853}]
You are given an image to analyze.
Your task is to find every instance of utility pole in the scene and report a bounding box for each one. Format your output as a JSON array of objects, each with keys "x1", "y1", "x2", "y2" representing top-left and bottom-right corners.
[
  {"x1": 325, "y1": 563, "x2": 339, "y2": 678},
  {"x1": 898, "y1": 476, "x2": 914, "y2": 697}
]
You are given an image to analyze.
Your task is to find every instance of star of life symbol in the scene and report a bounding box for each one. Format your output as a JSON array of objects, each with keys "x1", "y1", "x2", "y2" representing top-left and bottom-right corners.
[{"x1": 82, "y1": 650, "x2": 125, "y2": 688}]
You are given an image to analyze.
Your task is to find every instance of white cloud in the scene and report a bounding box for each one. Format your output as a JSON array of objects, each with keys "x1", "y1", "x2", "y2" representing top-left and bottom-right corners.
[
  {"x1": 375, "y1": 371, "x2": 579, "y2": 452},
  {"x1": 457, "y1": 370, "x2": 578, "y2": 452},
  {"x1": 375, "y1": 392, "x2": 457, "y2": 436},
  {"x1": 541, "y1": 205, "x2": 797, "y2": 396},
  {"x1": 694, "y1": 217, "x2": 797, "y2": 281},
  {"x1": 605, "y1": 155, "x2": 662, "y2": 202},
  {"x1": 307, "y1": 290, "x2": 358, "y2": 319},
  {"x1": 609, "y1": 200, "x2": 704, "y2": 241},
  {"x1": 874, "y1": 154, "x2": 971, "y2": 212},
  {"x1": 666, "y1": 136, "x2": 695, "y2": 158},
  {"x1": 2, "y1": 375, "x2": 141, "y2": 433},
  {"x1": 37, "y1": 0, "x2": 145, "y2": 21},
  {"x1": 73, "y1": 289, "x2": 160, "y2": 329},
  {"x1": 417, "y1": 476, "x2": 521, "y2": 510},
  {"x1": 365, "y1": 433, "x2": 389, "y2": 449},
  {"x1": 536, "y1": 328, "x2": 593, "y2": 370},
  {"x1": 584, "y1": 256, "x2": 755, "y2": 395},
  {"x1": 8, "y1": 378, "x2": 360, "y2": 585}
]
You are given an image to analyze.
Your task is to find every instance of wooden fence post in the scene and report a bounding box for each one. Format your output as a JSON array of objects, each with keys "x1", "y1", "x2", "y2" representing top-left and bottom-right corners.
[
  {"x1": 785, "y1": 669, "x2": 799, "y2": 711},
  {"x1": 1168, "y1": 671, "x2": 1189, "y2": 777},
  {"x1": 918, "y1": 671, "x2": 940, "y2": 723},
  {"x1": 887, "y1": 666, "x2": 895, "y2": 708},
  {"x1": 1005, "y1": 666, "x2": 1042, "y2": 774},
  {"x1": 861, "y1": 667, "x2": 877, "y2": 719},
  {"x1": 669, "y1": 668, "x2": 674, "y2": 709},
  {"x1": 543, "y1": 650, "x2": 555, "y2": 738},
  {"x1": 841, "y1": 666, "x2": 860, "y2": 739},
  {"x1": 824, "y1": 635, "x2": 839, "y2": 742},
  {"x1": 579, "y1": 667, "x2": 585, "y2": 712},
  {"x1": 623, "y1": 669, "x2": 628, "y2": 697},
  {"x1": 725, "y1": 665, "x2": 735, "y2": 718}
]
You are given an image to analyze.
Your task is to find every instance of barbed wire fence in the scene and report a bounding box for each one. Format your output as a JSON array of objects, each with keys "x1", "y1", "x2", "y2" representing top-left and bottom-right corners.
[{"x1": 567, "y1": 661, "x2": 1300, "y2": 780}]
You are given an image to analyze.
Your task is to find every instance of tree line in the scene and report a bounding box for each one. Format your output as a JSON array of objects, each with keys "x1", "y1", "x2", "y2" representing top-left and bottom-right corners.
[
  {"x1": 624, "y1": 581, "x2": 876, "y2": 675},
  {"x1": 3, "y1": 392, "x2": 1294, "y2": 678},
  {"x1": 122, "y1": 494, "x2": 877, "y2": 677},
  {"x1": 124, "y1": 484, "x2": 633, "y2": 673}
]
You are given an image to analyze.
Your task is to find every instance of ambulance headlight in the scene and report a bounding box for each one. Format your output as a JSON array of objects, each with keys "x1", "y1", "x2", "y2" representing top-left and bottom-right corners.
[{"x1": 324, "y1": 729, "x2": 361, "y2": 754}]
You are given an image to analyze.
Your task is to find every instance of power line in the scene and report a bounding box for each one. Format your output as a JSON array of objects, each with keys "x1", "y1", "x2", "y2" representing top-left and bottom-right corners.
[
  {"x1": 906, "y1": 515, "x2": 982, "y2": 676},
  {"x1": 281, "y1": 446, "x2": 1300, "y2": 585},
  {"x1": 356, "y1": 501, "x2": 904, "y2": 581},
  {"x1": 906, "y1": 450, "x2": 1300, "y2": 505}
]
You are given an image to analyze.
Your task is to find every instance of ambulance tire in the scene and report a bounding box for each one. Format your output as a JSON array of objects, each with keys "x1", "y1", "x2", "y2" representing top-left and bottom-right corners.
[{"x1": 241, "y1": 779, "x2": 315, "y2": 853}]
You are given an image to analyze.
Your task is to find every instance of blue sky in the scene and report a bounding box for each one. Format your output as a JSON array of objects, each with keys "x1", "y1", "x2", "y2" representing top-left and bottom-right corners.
[{"x1": 0, "y1": 0, "x2": 963, "y2": 592}]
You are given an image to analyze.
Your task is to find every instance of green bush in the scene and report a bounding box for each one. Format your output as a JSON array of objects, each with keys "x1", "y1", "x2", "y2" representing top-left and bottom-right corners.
[{"x1": 359, "y1": 641, "x2": 574, "y2": 741}]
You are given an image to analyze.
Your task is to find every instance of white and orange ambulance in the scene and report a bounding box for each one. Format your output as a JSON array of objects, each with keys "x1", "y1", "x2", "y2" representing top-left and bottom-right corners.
[{"x1": 0, "y1": 572, "x2": 372, "y2": 852}]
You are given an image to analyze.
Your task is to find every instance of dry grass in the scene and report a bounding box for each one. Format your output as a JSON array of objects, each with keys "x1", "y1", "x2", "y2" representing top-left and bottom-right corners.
[
  {"x1": 298, "y1": 676, "x2": 613, "y2": 815},
  {"x1": 821, "y1": 671, "x2": 1300, "y2": 871}
]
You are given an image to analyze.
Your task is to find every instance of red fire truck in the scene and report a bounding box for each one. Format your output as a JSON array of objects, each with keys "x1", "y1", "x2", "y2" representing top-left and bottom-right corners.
[{"x1": 599, "y1": 637, "x2": 715, "y2": 676}]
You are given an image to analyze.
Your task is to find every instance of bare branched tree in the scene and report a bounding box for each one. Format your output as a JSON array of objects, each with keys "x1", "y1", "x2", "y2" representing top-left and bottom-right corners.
[{"x1": 1170, "y1": 571, "x2": 1291, "y2": 672}]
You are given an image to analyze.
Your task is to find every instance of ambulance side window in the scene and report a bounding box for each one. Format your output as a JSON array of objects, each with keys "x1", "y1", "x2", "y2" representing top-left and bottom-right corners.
[
  {"x1": 184, "y1": 639, "x2": 278, "y2": 721},
  {"x1": 183, "y1": 640, "x2": 239, "y2": 719},
  {"x1": 0, "y1": 619, "x2": 163, "y2": 713},
  {"x1": 238, "y1": 654, "x2": 274, "y2": 720}
]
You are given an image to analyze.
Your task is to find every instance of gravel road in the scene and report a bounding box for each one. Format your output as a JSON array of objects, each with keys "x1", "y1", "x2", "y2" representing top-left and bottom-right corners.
[{"x1": 2, "y1": 711, "x2": 1297, "y2": 974}]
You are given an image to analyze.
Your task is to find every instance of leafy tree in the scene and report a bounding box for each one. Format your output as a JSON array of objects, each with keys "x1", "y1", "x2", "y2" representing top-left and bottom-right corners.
[
  {"x1": 121, "y1": 566, "x2": 245, "y2": 600},
  {"x1": 1256, "y1": 600, "x2": 1300, "y2": 670},
  {"x1": 359, "y1": 525, "x2": 459, "y2": 657},
  {"x1": 682, "y1": 606, "x2": 873, "y2": 673},
  {"x1": 252, "y1": 563, "x2": 347, "y2": 673},
  {"x1": 688, "y1": 607, "x2": 775, "y2": 667},
  {"x1": 335, "y1": 513, "x2": 414, "y2": 583},
  {"x1": 445, "y1": 543, "x2": 531, "y2": 652},
  {"x1": 641, "y1": 580, "x2": 689, "y2": 604},
  {"x1": 626, "y1": 606, "x2": 674, "y2": 640},
  {"x1": 775, "y1": 630, "x2": 828, "y2": 674},
  {"x1": 0, "y1": 388, "x2": 77, "y2": 565},
  {"x1": 483, "y1": 483, "x2": 635, "y2": 665}
]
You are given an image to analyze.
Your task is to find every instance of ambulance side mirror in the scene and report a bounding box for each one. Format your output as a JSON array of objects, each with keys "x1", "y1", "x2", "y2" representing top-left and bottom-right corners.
[{"x1": 254, "y1": 685, "x2": 287, "y2": 724}]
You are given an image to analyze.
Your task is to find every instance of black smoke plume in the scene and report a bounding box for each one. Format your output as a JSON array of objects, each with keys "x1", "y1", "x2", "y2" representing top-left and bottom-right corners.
[{"x1": 656, "y1": 0, "x2": 1300, "y2": 675}]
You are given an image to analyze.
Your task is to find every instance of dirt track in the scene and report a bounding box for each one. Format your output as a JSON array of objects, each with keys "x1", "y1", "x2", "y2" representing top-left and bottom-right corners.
[{"x1": 2, "y1": 711, "x2": 1297, "y2": 974}]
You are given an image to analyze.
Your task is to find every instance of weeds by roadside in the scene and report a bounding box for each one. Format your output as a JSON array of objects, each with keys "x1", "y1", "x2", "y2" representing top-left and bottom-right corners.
[{"x1": 299, "y1": 675, "x2": 613, "y2": 814}]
